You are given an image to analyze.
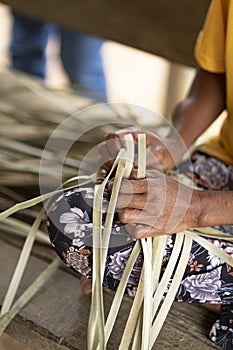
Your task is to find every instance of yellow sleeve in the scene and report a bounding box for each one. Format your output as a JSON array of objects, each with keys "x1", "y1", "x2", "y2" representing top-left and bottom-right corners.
[{"x1": 194, "y1": 0, "x2": 229, "y2": 73}]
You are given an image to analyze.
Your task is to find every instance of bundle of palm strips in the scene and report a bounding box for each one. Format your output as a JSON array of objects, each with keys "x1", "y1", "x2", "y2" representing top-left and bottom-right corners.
[{"x1": 0, "y1": 133, "x2": 233, "y2": 350}]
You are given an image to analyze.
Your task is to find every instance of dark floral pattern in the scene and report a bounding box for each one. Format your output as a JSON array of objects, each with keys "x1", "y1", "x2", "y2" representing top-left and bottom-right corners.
[
  {"x1": 46, "y1": 151, "x2": 233, "y2": 350},
  {"x1": 108, "y1": 248, "x2": 132, "y2": 280},
  {"x1": 182, "y1": 267, "x2": 222, "y2": 301},
  {"x1": 191, "y1": 151, "x2": 233, "y2": 190},
  {"x1": 209, "y1": 303, "x2": 233, "y2": 350},
  {"x1": 65, "y1": 246, "x2": 91, "y2": 275}
]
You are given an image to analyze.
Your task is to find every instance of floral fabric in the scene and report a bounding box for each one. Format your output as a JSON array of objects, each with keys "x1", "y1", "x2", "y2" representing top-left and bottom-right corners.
[
  {"x1": 209, "y1": 303, "x2": 233, "y2": 350},
  {"x1": 46, "y1": 151, "x2": 233, "y2": 350}
]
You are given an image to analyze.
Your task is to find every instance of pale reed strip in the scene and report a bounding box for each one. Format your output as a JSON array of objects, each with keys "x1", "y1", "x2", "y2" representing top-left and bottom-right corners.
[
  {"x1": 151, "y1": 236, "x2": 168, "y2": 292},
  {"x1": 92, "y1": 162, "x2": 127, "y2": 349},
  {"x1": 88, "y1": 184, "x2": 105, "y2": 350},
  {"x1": 88, "y1": 135, "x2": 135, "y2": 349},
  {"x1": 100, "y1": 241, "x2": 141, "y2": 348},
  {"x1": 137, "y1": 133, "x2": 153, "y2": 349},
  {"x1": 98, "y1": 138, "x2": 134, "y2": 267},
  {"x1": 131, "y1": 312, "x2": 143, "y2": 350},
  {"x1": 0, "y1": 175, "x2": 95, "y2": 336},
  {"x1": 17, "y1": 73, "x2": 86, "y2": 115},
  {"x1": 116, "y1": 133, "x2": 149, "y2": 349},
  {"x1": 137, "y1": 133, "x2": 147, "y2": 179},
  {"x1": 150, "y1": 234, "x2": 193, "y2": 347},
  {"x1": 0, "y1": 217, "x2": 50, "y2": 245},
  {"x1": 151, "y1": 233, "x2": 185, "y2": 317},
  {"x1": 101, "y1": 161, "x2": 127, "y2": 277},
  {"x1": 187, "y1": 231, "x2": 233, "y2": 267},
  {"x1": 122, "y1": 134, "x2": 134, "y2": 179},
  {"x1": 0, "y1": 208, "x2": 44, "y2": 316},
  {"x1": 0, "y1": 189, "x2": 66, "y2": 221},
  {"x1": 0, "y1": 176, "x2": 96, "y2": 221},
  {"x1": 90, "y1": 149, "x2": 127, "y2": 279},
  {"x1": 118, "y1": 267, "x2": 145, "y2": 350},
  {"x1": 141, "y1": 238, "x2": 153, "y2": 350},
  {"x1": 0, "y1": 258, "x2": 61, "y2": 336},
  {"x1": 193, "y1": 227, "x2": 233, "y2": 242}
]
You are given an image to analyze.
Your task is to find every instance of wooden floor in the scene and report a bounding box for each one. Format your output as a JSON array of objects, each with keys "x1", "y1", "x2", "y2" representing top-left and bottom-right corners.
[
  {"x1": 0, "y1": 232, "x2": 220, "y2": 350},
  {"x1": 0, "y1": 68, "x2": 221, "y2": 350}
]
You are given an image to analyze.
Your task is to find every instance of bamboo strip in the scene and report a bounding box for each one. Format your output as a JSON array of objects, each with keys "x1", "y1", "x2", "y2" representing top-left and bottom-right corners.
[
  {"x1": 141, "y1": 238, "x2": 153, "y2": 350},
  {"x1": 1, "y1": 120, "x2": 233, "y2": 350},
  {"x1": 188, "y1": 231, "x2": 233, "y2": 267},
  {"x1": 0, "y1": 208, "x2": 44, "y2": 316},
  {"x1": 193, "y1": 227, "x2": 233, "y2": 241},
  {"x1": 137, "y1": 133, "x2": 147, "y2": 179},
  {"x1": 88, "y1": 184, "x2": 105, "y2": 350},
  {"x1": 151, "y1": 235, "x2": 168, "y2": 292},
  {"x1": 89, "y1": 134, "x2": 135, "y2": 349},
  {"x1": 131, "y1": 312, "x2": 143, "y2": 350},
  {"x1": 100, "y1": 241, "x2": 141, "y2": 347},
  {"x1": 0, "y1": 176, "x2": 96, "y2": 221},
  {"x1": 0, "y1": 217, "x2": 50, "y2": 245},
  {"x1": 151, "y1": 233, "x2": 185, "y2": 317},
  {"x1": 118, "y1": 267, "x2": 145, "y2": 349},
  {"x1": 0, "y1": 258, "x2": 61, "y2": 336},
  {"x1": 137, "y1": 133, "x2": 152, "y2": 350},
  {"x1": 150, "y1": 234, "x2": 193, "y2": 346}
]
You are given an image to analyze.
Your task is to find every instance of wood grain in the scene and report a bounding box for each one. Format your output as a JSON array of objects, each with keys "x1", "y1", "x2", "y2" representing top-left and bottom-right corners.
[
  {"x1": 1, "y1": 0, "x2": 210, "y2": 66},
  {"x1": 0, "y1": 237, "x2": 220, "y2": 349}
]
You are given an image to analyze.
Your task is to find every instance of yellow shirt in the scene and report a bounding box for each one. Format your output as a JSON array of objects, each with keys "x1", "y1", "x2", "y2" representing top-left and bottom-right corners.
[{"x1": 194, "y1": 0, "x2": 233, "y2": 165}]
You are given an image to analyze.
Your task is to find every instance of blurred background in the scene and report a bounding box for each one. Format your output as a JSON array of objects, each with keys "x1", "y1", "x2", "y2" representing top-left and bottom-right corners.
[{"x1": 0, "y1": 3, "x2": 195, "y2": 119}]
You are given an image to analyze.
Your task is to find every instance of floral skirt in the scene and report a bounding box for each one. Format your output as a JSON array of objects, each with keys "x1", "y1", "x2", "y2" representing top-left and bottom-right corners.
[{"x1": 46, "y1": 151, "x2": 233, "y2": 348}]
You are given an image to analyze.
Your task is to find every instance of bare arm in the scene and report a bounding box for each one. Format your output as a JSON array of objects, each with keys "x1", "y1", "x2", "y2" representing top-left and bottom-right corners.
[
  {"x1": 168, "y1": 66, "x2": 226, "y2": 148},
  {"x1": 100, "y1": 66, "x2": 226, "y2": 171},
  {"x1": 198, "y1": 190, "x2": 233, "y2": 228}
]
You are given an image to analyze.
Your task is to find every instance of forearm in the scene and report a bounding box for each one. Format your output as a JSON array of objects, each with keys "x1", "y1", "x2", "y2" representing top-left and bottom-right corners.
[
  {"x1": 166, "y1": 67, "x2": 226, "y2": 149},
  {"x1": 195, "y1": 190, "x2": 233, "y2": 228}
]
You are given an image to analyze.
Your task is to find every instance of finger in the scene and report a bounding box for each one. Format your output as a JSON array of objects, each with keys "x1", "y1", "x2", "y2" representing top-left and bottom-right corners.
[
  {"x1": 114, "y1": 126, "x2": 158, "y2": 147},
  {"x1": 110, "y1": 127, "x2": 138, "y2": 142},
  {"x1": 98, "y1": 142, "x2": 113, "y2": 169},
  {"x1": 120, "y1": 179, "x2": 149, "y2": 194},
  {"x1": 130, "y1": 168, "x2": 162, "y2": 179},
  {"x1": 105, "y1": 135, "x2": 124, "y2": 157},
  {"x1": 126, "y1": 223, "x2": 159, "y2": 239},
  {"x1": 116, "y1": 194, "x2": 147, "y2": 209},
  {"x1": 108, "y1": 178, "x2": 148, "y2": 193},
  {"x1": 118, "y1": 208, "x2": 142, "y2": 224},
  {"x1": 107, "y1": 127, "x2": 159, "y2": 150},
  {"x1": 118, "y1": 208, "x2": 153, "y2": 226}
]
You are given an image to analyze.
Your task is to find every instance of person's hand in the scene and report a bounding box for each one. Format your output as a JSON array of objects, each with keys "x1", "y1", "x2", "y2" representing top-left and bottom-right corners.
[
  {"x1": 98, "y1": 126, "x2": 185, "y2": 173},
  {"x1": 109, "y1": 170, "x2": 200, "y2": 238}
]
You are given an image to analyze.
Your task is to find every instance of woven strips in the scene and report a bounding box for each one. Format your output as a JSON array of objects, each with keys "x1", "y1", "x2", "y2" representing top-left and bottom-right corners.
[
  {"x1": 89, "y1": 132, "x2": 233, "y2": 350},
  {"x1": 0, "y1": 175, "x2": 96, "y2": 335},
  {"x1": 0, "y1": 131, "x2": 233, "y2": 348}
]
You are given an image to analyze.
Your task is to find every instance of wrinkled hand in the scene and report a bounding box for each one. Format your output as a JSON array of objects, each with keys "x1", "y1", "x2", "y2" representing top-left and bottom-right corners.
[
  {"x1": 109, "y1": 170, "x2": 200, "y2": 238},
  {"x1": 98, "y1": 126, "x2": 185, "y2": 173}
]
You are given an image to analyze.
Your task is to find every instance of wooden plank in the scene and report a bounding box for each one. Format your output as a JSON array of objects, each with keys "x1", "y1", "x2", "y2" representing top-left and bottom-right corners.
[
  {"x1": 0, "y1": 237, "x2": 220, "y2": 349},
  {"x1": 1, "y1": 0, "x2": 211, "y2": 66},
  {"x1": 0, "y1": 333, "x2": 36, "y2": 350}
]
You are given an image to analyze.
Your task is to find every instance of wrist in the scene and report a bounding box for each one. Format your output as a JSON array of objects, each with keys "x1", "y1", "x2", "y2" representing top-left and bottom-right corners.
[
  {"x1": 197, "y1": 190, "x2": 233, "y2": 227},
  {"x1": 189, "y1": 189, "x2": 202, "y2": 228}
]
